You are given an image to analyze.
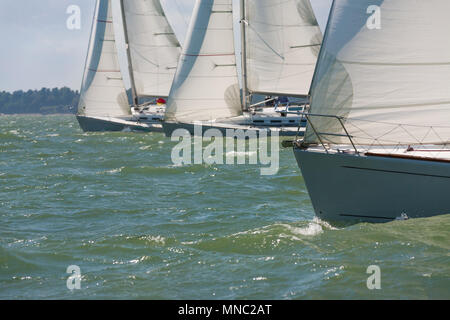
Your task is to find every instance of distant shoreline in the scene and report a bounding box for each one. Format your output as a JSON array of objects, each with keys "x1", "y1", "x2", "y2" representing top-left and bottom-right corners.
[
  {"x1": 0, "y1": 87, "x2": 79, "y2": 115},
  {"x1": 0, "y1": 113, "x2": 76, "y2": 116}
]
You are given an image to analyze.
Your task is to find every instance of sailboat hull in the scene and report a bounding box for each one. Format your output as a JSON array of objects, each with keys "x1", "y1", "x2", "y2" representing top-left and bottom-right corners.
[
  {"x1": 294, "y1": 148, "x2": 450, "y2": 224},
  {"x1": 77, "y1": 115, "x2": 129, "y2": 132},
  {"x1": 76, "y1": 115, "x2": 163, "y2": 133},
  {"x1": 163, "y1": 121, "x2": 303, "y2": 139}
]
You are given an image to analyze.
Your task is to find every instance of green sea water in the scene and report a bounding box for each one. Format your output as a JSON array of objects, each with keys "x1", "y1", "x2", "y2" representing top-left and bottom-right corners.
[{"x1": 0, "y1": 115, "x2": 449, "y2": 299}]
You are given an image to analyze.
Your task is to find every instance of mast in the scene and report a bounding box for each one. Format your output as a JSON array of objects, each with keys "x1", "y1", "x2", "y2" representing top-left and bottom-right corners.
[
  {"x1": 120, "y1": 0, "x2": 139, "y2": 107},
  {"x1": 240, "y1": 0, "x2": 249, "y2": 111}
]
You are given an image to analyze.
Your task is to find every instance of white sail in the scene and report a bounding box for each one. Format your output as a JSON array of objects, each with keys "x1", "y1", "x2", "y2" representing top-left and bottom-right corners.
[
  {"x1": 245, "y1": 0, "x2": 322, "y2": 97},
  {"x1": 122, "y1": 0, "x2": 181, "y2": 99},
  {"x1": 165, "y1": 0, "x2": 242, "y2": 123},
  {"x1": 306, "y1": 0, "x2": 450, "y2": 146},
  {"x1": 78, "y1": 0, "x2": 130, "y2": 117}
]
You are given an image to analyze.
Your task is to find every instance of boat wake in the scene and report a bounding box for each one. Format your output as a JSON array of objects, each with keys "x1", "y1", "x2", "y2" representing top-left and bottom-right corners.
[
  {"x1": 275, "y1": 217, "x2": 338, "y2": 238},
  {"x1": 183, "y1": 217, "x2": 339, "y2": 255}
]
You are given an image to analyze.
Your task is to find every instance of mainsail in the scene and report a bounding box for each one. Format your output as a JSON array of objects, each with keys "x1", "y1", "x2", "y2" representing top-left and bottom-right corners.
[
  {"x1": 165, "y1": 0, "x2": 242, "y2": 123},
  {"x1": 244, "y1": 0, "x2": 322, "y2": 97},
  {"x1": 78, "y1": 0, "x2": 130, "y2": 117},
  {"x1": 306, "y1": 0, "x2": 450, "y2": 146},
  {"x1": 121, "y1": 0, "x2": 181, "y2": 101}
]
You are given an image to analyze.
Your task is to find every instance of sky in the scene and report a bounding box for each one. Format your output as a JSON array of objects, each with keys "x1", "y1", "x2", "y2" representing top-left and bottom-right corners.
[{"x1": 0, "y1": 0, "x2": 333, "y2": 93}]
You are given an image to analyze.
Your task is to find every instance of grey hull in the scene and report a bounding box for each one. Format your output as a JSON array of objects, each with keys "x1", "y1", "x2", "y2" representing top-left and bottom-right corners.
[
  {"x1": 76, "y1": 116, "x2": 163, "y2": 133},
  {"x1": 77, "y1": 116, "x2": 127, "y2": 132},
  {"x1": 163, "y1": 121, "x2": 303, "y2": 138},
  {"x1": 294, "y1": 148, "x2": 450, "y2": 224}
]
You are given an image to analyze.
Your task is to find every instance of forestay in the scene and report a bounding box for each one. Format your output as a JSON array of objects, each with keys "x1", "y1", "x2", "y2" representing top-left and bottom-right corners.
[
  {"x1": 165, "y1": 0, "x2": 242, "y2": 123},
  {"x1": 78, "y1": 0, "x2": 130, "y2": 117},
  {"x1": 306, "y1": 0, "x2": 450, "y2": 146},
  {"x1": 245, "y1": 0, "x2": 322, "y2": 97},
  {"x1": 122, "y1": 0, "x2": 181, "y2": 98}
]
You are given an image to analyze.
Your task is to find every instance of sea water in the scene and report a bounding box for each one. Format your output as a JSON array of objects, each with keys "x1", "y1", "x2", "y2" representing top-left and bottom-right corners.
[{"x1": 0, "y1": 115, "x2": 448, "y2": 299}]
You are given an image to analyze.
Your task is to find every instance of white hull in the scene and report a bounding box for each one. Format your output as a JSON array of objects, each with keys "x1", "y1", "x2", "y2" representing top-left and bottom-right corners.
[
  {"x1": 163, "y1": 120, "x2": 304, "y2": 139},
  {"x1": 131, "y1": 104, "x2": 165, "y2": 120},
  {"x1": 294, "y1": 147, "x2": 450, "y2": 223},
  {"x1": 163, "y1": 107, "x2": 306, "y2": 138}
]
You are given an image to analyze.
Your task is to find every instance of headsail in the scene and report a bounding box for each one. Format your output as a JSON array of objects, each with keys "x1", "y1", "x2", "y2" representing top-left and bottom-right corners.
[
  {"x1": 122, "y1": 0, "x2": 181, "y2": 100},
  {"x1": 78, "y1": 0, "x2": 130, "y2": 117},
  {"x1": 306, "y1": 0, "x2": 450, "y2": 146},
  {"x1": 165, "y1": 0, "x2": 242, "y2": 123},
  {"x1": 244, "y1": 0, "x2": 322, "y2": 97}
]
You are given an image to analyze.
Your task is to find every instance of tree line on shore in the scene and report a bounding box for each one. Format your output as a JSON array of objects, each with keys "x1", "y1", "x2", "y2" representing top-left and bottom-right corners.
[{"x1": 0, "y1": 87, "x2": 80, "y2": 115}]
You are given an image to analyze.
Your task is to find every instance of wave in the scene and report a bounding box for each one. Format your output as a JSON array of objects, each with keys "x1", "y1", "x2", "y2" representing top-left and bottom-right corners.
[{"x1": 183, "y1": 218, "x2": 337, "y2": 255}]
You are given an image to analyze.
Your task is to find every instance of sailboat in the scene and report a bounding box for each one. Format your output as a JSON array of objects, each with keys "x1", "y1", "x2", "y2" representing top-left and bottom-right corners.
[
  {"x1": 163, "y1": 0, "x2": 322, "y2": 137},
  {"x1": 121, "y1": 0, "x2": 181, "y2": 123},
  {"x1": 77, "y1": 0, "x2": 180, "y2": 132},
  {"x1": 242, "y1": 0, "x2": 322, "y2": 125},
  {"x1": 294, "y1": 0, "x2": 450, "y2": 223}
]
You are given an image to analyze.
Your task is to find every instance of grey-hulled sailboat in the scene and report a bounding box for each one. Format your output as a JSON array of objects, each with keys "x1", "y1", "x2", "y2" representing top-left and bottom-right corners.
[
  {"x1": 77, "y1": 0, "x2": 135, "y2": 132},
  {"x1": 294, "y1": 0, "x2": 450, "y2": 223},
  {"x1": 163, "y1": 0, "x2": 322, "y2": 137},
  {"x1": 77, "y1": 0, "x2": 181, "y2": 132}
]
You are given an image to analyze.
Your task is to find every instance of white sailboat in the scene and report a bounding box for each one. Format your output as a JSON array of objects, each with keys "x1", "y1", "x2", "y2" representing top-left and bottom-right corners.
[
  {"x1": 121, "y1": 0, "x2": 181, "y2": 124},
  {"x1": 294, "y1": 0, "x2": 450, "y2": 223},
  {"x1": 77, "y1": 0, "x2": 180, "y2": 132},
  {"x1": 163, "y1": 0, "x2": 322, "y2": 137},
  {"x1": 243, "y1": 0, "x2": 322, "y2": 117},
  {"x1": 77, "y1": 0, "x2": 135, "y2": 132}
]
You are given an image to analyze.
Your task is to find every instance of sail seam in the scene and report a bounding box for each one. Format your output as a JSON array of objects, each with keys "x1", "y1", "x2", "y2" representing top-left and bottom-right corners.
[{"x1": 338, "y1": 59, "x2": 450, "y2": 67}]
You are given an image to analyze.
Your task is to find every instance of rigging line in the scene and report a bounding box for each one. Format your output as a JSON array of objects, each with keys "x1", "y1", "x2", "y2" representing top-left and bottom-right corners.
[
  {"x1": 346, "y1": 120, "x2": 443, "y2": 148},
  {"x1": 407, "y1": 149, "x2": 450, "y2": 152},
  {"x1": 346, "y1": 117, "x2": 450, "y2": 129},
  {"x1": 371, "y1": 124, "x2": 418, "y2": 147},
  {"x1": 290, "y1": 44, "x2": 321, "y2": 49},
  {"x1": 347, "y1": 121, "x2": 387, "y2": 142},
  {"x1": 344, "y1": 121, "x2": 383, "y2": 147},
  {"x1": 399, "y1": 124, "x2": 429, "y2": 145},
  {"x1": 154, "y1": 32, "x2": 176, "y2": 36},
  {"x1": 430, "y1": 127, "x2": 446, "y2": 144},
  {"x1": 412, "y1": 126, "x2": 448, "y2": 147},
  {"x1": 419, "y1": 126, "x2": 435, "y2": 144},
  {"x1": 242, "y1": 20, "x2": 284, "y2": 61}
]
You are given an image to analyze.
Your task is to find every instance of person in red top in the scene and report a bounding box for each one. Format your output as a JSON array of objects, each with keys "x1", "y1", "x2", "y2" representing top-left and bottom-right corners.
[{"x1": 156, "y1": 98, "x2": 166, "y2": 105}]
